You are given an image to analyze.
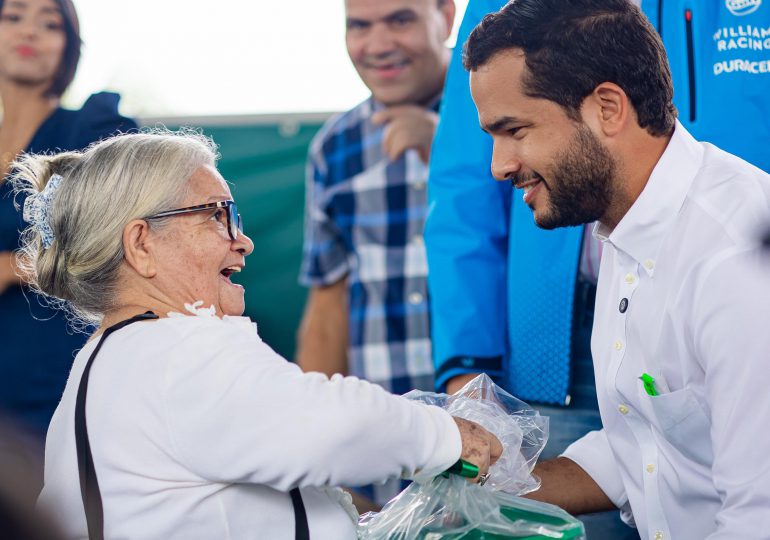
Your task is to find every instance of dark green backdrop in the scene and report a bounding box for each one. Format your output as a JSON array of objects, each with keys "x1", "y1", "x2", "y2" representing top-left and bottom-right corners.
[{"x1": 153, "y1": 117, "x2": 327, "y2": 360}]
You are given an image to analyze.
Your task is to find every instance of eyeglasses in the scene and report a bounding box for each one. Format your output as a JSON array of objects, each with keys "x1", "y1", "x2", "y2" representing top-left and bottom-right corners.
[{"x1": 145, "y1": 200, "x2": 243, "y2": 241}]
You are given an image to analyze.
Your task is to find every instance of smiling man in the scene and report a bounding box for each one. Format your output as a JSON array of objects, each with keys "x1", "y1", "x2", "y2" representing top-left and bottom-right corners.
[
  {"x1": 463, "y1": 0, "x2": 770, "y2": 538},
  {"x1": 476, "y1": 54, "x2": 638, "y2": 233},
  {"x1": 296, "y1": 0, "x2": 455, "y2": 508}
]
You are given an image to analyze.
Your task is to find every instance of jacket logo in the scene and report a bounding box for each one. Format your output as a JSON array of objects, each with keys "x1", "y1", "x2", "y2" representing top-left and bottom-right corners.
[{"x1": 726, "y1": 0, "x2": 762, "y2": 16}]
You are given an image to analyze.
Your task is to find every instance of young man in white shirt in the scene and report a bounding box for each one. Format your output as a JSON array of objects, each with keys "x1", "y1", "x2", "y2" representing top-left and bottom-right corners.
[{"x1": 463, "y1": 0, "x2": 770, "y2": 538}]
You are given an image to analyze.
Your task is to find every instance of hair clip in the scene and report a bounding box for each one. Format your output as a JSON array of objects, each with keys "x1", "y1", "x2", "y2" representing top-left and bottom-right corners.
[{"x1": 23, "y1": 173, "x2": 65, "y2": 249}]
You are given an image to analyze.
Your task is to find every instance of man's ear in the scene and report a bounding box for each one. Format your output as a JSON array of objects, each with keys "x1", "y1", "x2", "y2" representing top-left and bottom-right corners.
[
  {"x1": 439, "y1": 0, "x2": 457, "y2": 40},
  {"x1": 123, "y1": 219, "x2": 156, "y2": 278},
  {"x1": 582, "y1": 82, "x2": 631, "y2": 138}
]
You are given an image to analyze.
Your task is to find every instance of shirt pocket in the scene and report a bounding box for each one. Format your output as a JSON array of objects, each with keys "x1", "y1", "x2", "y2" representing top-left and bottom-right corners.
[{"x1": 645, "y1": 386, "x2": 713, "y2": 467}]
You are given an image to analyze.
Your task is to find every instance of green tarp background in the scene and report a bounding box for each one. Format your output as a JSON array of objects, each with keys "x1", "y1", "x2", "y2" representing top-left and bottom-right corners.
[{"x1": 155, "y1": 118, "x2": 326, "y2": 360}]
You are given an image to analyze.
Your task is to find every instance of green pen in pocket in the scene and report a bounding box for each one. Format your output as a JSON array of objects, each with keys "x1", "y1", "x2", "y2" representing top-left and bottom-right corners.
[{"x1": 640, "y1": 373, "x2": 658, "y2": 396}]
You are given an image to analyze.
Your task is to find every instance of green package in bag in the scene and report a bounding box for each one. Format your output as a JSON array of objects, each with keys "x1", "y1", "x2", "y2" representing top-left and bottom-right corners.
[
  {"x1": 358, "y1": 375, "x2": 585, "y2": 540},
  {"x1": 358, "y1": 475, "x2": 584, "y2": 540}
]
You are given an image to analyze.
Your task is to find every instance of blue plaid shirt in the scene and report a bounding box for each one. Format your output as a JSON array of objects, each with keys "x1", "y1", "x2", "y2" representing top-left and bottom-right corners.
[{"x1": 300, "y1": 97, "x2": 437, "y2": 394}]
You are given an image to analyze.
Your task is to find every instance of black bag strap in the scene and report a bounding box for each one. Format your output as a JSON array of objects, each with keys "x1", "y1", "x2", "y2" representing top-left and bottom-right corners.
[
  {"x1": 74, "y1": 311, "x2": 310, "y2": 540},
  {"x1": 290, "y1": 487, "x2": 310, "y2": 540},
  {"x1": 75, "y1": 311, "x2": 158, "y2": 540}
]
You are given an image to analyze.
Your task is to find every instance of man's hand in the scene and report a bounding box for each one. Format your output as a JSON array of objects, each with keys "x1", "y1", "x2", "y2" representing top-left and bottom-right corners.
[
  {"x1": 453, "y1": 417, "x2": 503, "y2": 482},
  {"x1": 371, "y1": 105, "x2": 439, "y2": 164},
  {"x1": 527, "y1": 457, "x2": 616, "y2": 515},
  {"x1": 446, "y1": 373, "x2": 482, "y2": 395}
]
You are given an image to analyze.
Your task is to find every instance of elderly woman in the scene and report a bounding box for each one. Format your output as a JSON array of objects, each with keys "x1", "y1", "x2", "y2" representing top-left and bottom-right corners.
[{"x1": 11, "y1": 130, "x2": 501, "y2": 539}]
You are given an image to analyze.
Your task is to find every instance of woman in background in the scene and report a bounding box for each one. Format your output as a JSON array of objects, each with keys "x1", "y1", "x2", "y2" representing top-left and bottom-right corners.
[{"x1": 0, "y1": 0, "x2": 136, "y2": 445}]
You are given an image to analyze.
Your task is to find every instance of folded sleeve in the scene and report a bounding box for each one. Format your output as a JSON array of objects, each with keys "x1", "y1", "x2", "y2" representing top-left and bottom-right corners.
[
  {"x1": 561, "y1": 428, "x2": 629, "y2": 510},
  {"x1": 298, "y1": 132, "x2": 351, "y2": 287}
]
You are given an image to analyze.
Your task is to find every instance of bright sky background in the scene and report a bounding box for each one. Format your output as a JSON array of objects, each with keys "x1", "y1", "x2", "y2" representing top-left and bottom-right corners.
[{"x1": 63, "y1": 0, "x2": 470, "y2": 118}]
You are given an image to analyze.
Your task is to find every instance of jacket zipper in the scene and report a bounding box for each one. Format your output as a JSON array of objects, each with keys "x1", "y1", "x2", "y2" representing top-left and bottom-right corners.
[
  {"x1": 658, "y1": 0, "x2": 664, "y2": 35},
  {"x1": 685, "y1": 9, "x2": 696, "y2": 122}
]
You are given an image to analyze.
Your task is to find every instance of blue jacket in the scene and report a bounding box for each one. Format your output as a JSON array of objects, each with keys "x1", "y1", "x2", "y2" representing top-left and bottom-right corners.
[
  {"x1": 641, "y1": 0, "x2": 770, "y2": 169},
  {"x1": 426, "y1": 0, "x2": 770, "y2": 404}
]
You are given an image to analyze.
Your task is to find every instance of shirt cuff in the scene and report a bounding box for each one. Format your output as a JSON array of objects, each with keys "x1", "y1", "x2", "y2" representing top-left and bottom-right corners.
[
  {"x1": 561, "y1": 429, "x2": 629, "y2": 510},
  {"x1": 410, "y1": 406, "x2": 462, "y2": 481},
  {"x1": 298, "y1": 259, "x2": 350, "y2": 288}
]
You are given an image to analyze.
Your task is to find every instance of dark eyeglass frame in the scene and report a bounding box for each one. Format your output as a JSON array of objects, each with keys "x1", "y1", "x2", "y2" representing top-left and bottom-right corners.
[{"x1": 145, "y1": 200, "x2": 243, "y2": 241}]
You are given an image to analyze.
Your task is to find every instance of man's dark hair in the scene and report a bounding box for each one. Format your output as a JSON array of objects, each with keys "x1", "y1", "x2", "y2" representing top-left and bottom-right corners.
[
  {"x1": 463, "y1": 0, "x2": 676, "y2": 136},
  {"x1": 0, "y1": 0, "x2": 82, "y2": 97}
]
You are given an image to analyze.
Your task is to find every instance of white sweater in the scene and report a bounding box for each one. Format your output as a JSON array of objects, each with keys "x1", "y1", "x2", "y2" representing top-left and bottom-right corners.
[{"x1": 38, "y1": 311, "x2": 461, "y2": 539}]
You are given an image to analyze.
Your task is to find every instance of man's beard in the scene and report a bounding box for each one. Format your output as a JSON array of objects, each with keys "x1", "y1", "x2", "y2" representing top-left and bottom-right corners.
[{"x1": 518, "y1": 124, "x2": 617, "y2": 230}]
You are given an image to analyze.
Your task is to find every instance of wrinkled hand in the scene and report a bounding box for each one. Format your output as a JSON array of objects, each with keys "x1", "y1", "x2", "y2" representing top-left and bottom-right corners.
[
  {"x1": 371, "y1": 105, "x2": 438, "y2": 164},
  {"x1": 453, "y1": 417, "x2": 504, "y2": 482}
]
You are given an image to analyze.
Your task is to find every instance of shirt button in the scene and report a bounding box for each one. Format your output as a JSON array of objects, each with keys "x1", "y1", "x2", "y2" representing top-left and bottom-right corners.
[
  {"x1": 613, "y1": 340, "x2": 624, "y2": 351},
  {"x1": 654, "y1": 531, "x2": 664, "y2": 540},
  {"x1": 643, "y1": 259, "x2": 655, "y2": 271},
  {"x1": 618, "y1": 404, "x2": 629, "y2": 415},
  {"x1": 624, "y1": 273, "x2": 636, "y2": 284},
  {"x1": 619, "y1": 298, "x2": 629, "y2": 313},
  {"x1": 646, "y1": 464, "x2": 656, "y2": 474},
  {"x1": 408, "y1": 292, "x2": 424, "y2": 304},
  {"x1": 413, "y1": 181, "x2": 426, "y2": 190}
]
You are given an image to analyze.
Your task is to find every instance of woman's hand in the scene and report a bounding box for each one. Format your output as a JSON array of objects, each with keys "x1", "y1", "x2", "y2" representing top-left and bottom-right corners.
[{"x1": 452, "y1": 417, "x2": 504, "y2": 482}]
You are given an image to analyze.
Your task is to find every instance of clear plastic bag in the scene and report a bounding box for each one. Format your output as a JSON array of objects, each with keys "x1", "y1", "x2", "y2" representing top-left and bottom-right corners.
[
  {"x1": 404, "y1": 373, "x2": 548, "y2": 495},
  {"x1": 357, "y1": 374, "x2": 586, "y2": 539}
]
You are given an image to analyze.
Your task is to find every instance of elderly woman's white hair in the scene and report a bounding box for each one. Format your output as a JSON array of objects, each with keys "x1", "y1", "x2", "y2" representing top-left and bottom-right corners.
[{"x1": 11, "y1": 128, "x2": 218, "y2": 325}]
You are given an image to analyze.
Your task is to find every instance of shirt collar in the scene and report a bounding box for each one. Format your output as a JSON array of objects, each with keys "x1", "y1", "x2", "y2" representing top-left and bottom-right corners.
[{"x1": 594, "y1": 121, "x2": 704, "y2": 276}]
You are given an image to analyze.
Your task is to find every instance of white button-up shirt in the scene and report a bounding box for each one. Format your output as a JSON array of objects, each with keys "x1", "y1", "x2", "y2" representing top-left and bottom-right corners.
[{"x1": 563, "y1": 122, "x2": 770, "y2": 540}]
